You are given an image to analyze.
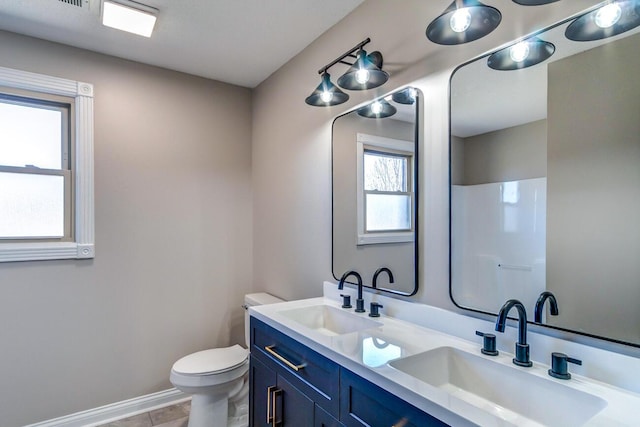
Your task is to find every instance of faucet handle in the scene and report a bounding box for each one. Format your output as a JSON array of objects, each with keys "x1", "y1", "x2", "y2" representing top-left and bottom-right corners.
[
  {"x1": 369, "y1": 302, "x2": 383, "y2": 317},
  {"x1": 475, "y1": 331, "x2": 499, "y2": 356},
  {"x1": 548, "y1": 352, "x2": 582, "y2": 380},
  {"x1": 340, "y1": 294, "x2": 352, "y2": 309}
]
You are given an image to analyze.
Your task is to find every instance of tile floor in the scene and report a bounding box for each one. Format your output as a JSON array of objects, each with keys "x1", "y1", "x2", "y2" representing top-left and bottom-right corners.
[{"x1": 97, "y1": 401, "x2": 190, "y2": 427}]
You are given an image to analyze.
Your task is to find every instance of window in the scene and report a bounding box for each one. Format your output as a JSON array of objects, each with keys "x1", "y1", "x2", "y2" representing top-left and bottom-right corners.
[
  {"x1": 0, "y1": 66, "x2": 94, "y2": 262},
  {"x1": 356, "y1": 133, "x2": 414, "y2": 245}
]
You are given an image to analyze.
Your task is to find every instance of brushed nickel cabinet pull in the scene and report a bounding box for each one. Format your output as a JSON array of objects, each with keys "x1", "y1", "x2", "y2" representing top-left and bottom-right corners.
[{"x1": 265, "y1": 345, "x2": 306, "y2": 371}]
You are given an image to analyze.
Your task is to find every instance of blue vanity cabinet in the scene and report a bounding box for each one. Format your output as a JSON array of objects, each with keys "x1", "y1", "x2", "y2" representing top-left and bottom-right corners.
[
  {"x1": 250, "y1": 317, "x2": 341, "y2": 426},
  {"x1": 250, "y1": 317, "x2": 448, "y2": 427},
  {"x1": 340, "y1": 368, "x2": 449, "y2": 427}
]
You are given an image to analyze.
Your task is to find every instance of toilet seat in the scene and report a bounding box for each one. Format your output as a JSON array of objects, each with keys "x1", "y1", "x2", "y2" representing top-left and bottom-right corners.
[{"x1": 172, "y1": 345, "x2": 249, "y2": 376}]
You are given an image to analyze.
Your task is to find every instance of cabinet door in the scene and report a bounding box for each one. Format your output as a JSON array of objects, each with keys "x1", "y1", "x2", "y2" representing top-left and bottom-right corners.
[
  {"x1": 276, "y1": 374, "x2": 314, "y2": 426},
  {"x1": 250, "y1": 355, "x2": 276, "y2": 427},
  {"x1": 340, "y1": 368, "x2": 450, "y2": 427},
  {"x1": 250, "y1": 354, "x2": 315, "y2": 426},
  {"x1": 315, "y1": 404, "x2": 345, "y2": 427}
]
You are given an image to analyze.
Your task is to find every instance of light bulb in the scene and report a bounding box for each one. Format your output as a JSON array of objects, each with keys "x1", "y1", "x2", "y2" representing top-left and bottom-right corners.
[
  {"x1": 450, "y1": 8, "x2": 472, "y2": 33},
  {"x1": 320, "y1": 91, "x2": 333, "y2": 103},
  {"x1": 510, "y1": 41, "x2": 530, "y2": 62},
  {"x1": 595, "y1": 3, "x2": 622, "y2": 28},
  {"x1": 371, "y1": 101, "x2": 383, "y2": 115},
  {"x1": 355, "y1": 68, "x2": 370, "y2": 84}
]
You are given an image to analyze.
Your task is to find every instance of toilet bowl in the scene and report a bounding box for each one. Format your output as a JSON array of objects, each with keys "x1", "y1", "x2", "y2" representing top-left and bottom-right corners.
[{"x1": 170, "y1": 293, "x2": 283, "y2": 427}]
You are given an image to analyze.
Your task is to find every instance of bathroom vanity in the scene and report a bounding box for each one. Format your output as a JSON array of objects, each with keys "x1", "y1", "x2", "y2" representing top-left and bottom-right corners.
[
  {"x1": 248, "y1": 283, "x2": 640, "y2": 427},
  {"x1": 249, "y1": 316, "x2": 447, "y2": 426}
]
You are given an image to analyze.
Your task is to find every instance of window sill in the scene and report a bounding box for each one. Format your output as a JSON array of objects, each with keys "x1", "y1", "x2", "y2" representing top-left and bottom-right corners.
[
  {"x1": 0, "y1": 242, "x2": 94, "y2": 262},
  {"x1": 357, "y1": 232, "x2": 414, "y2": 245}
]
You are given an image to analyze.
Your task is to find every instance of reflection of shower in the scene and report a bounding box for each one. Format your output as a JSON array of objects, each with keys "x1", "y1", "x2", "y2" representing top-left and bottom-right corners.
[
  {"x1": 498, "y1": 263, "x2": 531, "y2": 271},
  {"x1": 502, "y1": 181, "x2": 520, "y2": 204},
  {"x1": 451, "y1": 178, "x2": 546, "y2": 313}
]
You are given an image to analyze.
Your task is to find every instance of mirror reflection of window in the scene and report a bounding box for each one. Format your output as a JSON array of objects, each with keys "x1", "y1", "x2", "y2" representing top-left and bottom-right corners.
[
  {"x1": 356, "y1": 133, "x2": 415, "y2": 245},
  {"x1": 364, "y1": 150, "x2": 411, "y2": 232},
  {"x1": 361, "y1": 337, "x2": 402, "y2": 367}
]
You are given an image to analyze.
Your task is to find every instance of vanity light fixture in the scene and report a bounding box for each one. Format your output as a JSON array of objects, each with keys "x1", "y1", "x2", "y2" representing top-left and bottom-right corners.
[
  {"x1": 357, "y1": 99, "x2": 397, "y2": 119},
  {"x1": 102, "y1": 0, "x2": 158, "y2": 37},
  {"x1": 391, "y1": 87, "x2": 417, "y2": 105},
  {"x1": 512, "y1": 0, "x2": 560, "y2": 5},
  {"x1": 304, "y1": 72, "x2": 349, "y2": 106},
  {"x1": 565, "y1": 0, "x2": 640, "y2": 41},
  {"x1": 487, "y1": 37, "x2": 555, "y2": 70},
  {"x1": 305, "y1": 38, "x2": 389, "y2": 107},
  {"x1": 426, "y1": 0, "x2": 502, "y2": 45},
  {"x1": 337, "y1": 49, "x2": 389, "y2": 90}
]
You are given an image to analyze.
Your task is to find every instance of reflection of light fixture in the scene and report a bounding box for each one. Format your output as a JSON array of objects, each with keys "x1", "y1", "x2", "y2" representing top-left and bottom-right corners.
[
  {"x1": 565, "y1": 0, "x2": 640, "y2": 41},
  {"x1": 305, "y1": 38, "x2": 389, "y2": 107},
  {"x1": 595, "y1": 3, "x2": 623, "y2": 28},
  {"x1": 488, "y1": 37, "x2": 555, "y2": 70},
  {"x1": 357, "y1": 99, "x2": 397, "y2": 119},
  {"x1": 305, "y1": 73, "x2": 349, "y2": 106},
  {"x1": 510, "y1": 41, "x2": 531, "y2": 62},
  {"x1": 392, "y1": 88, "x2": 417, "y2": 105},
  {"x1": 337, "y1": 50, "x2": 389, "y2": 90},
  {"x1": 102, "y1": 0, "x2": 158, "y2": 37},
  {"x1": 512, "y1": 0, "x2": 560, "y2": 5},
  {"x1": 426, "y1": 0, "x2": 502, "y2": 45},
  {"x1": 450, "y1": 8, "x2": 472, "y2": 33}
]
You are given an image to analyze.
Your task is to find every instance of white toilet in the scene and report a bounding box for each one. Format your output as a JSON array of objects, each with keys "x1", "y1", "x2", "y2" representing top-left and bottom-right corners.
[{"x1": 170, "y1": 293, "x2": 283, "y2": 427}]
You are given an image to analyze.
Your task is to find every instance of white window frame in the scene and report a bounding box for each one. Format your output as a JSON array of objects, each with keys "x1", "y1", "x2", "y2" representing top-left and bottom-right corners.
[
  {"x1": 356, "y1": 133, "x2": 415, "y2": 245},
  {"x1": 0, "y1": 66, "x2": 94, "y2": 262}
]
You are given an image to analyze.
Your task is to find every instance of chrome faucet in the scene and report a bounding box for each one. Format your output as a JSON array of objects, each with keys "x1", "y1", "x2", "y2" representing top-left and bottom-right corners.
[
  {"x1": 534, "y1": 291, "x2": 559, "y2": 323},
  {"x1": 372, "y1": 267, "x2": 394, "y2": 289},
  {"x1": 495, "y1": 299, "x2": 532, "y2": 367},
  {"x1": 338, "y1": 270, "x2": 365, "y2": 313}
]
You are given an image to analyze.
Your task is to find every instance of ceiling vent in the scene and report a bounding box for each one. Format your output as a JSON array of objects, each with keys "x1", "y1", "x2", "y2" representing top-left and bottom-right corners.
[{"x1": 57, "y1": 0, "x2": 87, "y2": 8}]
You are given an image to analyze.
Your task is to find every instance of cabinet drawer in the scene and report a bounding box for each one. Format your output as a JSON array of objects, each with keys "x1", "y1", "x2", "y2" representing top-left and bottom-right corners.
[
  {"x1": 251, "y1": 317, "x2": 340, "y2": 417},
  {"x1": 340, "y1": 368, "x2": 450, "y2": 427}
]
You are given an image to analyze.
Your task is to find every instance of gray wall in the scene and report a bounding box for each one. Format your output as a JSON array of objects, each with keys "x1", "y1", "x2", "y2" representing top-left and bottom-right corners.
[
  {"x1": 332, "y1": 113, "x2": 415, "y2": 293},
  {"x1": 0, "y1": 31, "x2": 252, "y2": 426},
  {"x1": 454, "y1": 120, "x2": 547, "y2": 185},
  {"x1": 547, "y1": 33, "x2": 640, "y2": 342}
]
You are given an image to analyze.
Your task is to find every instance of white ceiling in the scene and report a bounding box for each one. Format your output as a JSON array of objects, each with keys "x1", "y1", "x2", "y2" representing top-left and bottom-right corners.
[{"x1": 0, "y1": 0, "x2": 365, "y2": 88}]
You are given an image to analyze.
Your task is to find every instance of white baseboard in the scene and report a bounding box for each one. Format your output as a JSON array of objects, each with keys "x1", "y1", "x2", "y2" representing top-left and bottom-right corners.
[{"x1": 24, "y1": 388, "x2": 190, "y2": 427}]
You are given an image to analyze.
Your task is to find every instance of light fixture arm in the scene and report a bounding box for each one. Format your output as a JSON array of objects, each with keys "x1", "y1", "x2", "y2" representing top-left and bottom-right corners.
[
  {"x1": 306, "y1": 37, "x2": 388, "y2": 106},
  {"x1": 317, "y1": 38, "x2": 372, "y2": 75}
]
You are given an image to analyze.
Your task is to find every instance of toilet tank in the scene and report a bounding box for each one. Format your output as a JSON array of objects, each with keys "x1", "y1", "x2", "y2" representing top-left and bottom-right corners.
[{"x1": 244, "y1": 293, "x2": 284, "y2": 346}]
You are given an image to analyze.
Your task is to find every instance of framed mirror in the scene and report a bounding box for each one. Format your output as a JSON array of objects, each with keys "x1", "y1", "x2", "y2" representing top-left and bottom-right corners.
[
  {"x1": 332, "y1": 88, "x2": 420, "y2": 296},
  {"x1": 450, "y1": 3, "x2": 640, "y2": 346}
]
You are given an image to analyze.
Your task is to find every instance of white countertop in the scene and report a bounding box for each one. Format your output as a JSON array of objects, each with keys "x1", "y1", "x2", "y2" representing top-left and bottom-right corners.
[{"x1": 250, "y1": 285, "x2": 640, "y2": 427}]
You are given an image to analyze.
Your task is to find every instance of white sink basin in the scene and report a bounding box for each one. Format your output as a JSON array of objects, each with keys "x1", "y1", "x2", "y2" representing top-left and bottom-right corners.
[
  {"x1": 389, "y1": 346, "x2": 607, "y2": 427},
  {"x1": 278, "y1": 304, "x2": 381, "y2": 336}
]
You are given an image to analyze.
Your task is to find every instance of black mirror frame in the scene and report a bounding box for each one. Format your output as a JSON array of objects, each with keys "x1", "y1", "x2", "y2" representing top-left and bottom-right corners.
[
  {"x1": 447, "y1": 9, "x2": 640, "y2": 349},
  {"x1": 331, "y1": 89, "x2": 421, "y2": 297}
]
